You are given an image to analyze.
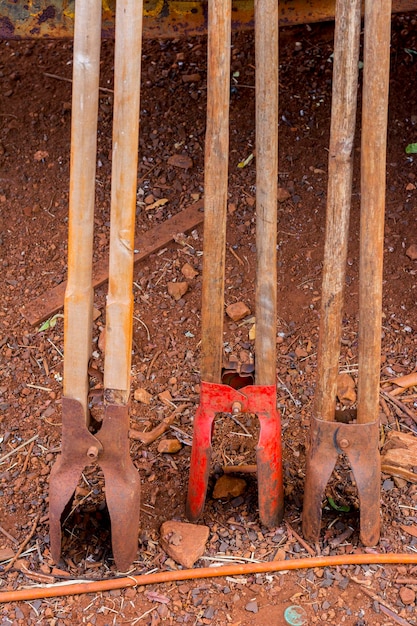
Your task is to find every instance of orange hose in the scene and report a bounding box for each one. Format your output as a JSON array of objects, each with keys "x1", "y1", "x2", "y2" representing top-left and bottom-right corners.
[{"x1": 1, "y1": 552, "x2": 417, "y2": 603}]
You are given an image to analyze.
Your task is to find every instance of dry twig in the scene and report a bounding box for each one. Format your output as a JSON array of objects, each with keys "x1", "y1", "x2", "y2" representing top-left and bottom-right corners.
[
  {"x1": 3, "y1": 514, "x2": 40, "y2": 573},
  {"x1": 0, "y1": 434, "x2": 38, "y2": 465}
]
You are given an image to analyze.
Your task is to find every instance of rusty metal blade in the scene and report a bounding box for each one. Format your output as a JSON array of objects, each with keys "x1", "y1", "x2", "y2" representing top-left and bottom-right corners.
[
  {"x1": 302, "y1": 415, "x2": 380, "y2": 546},
  {"x1": 49, "y1": 397, "x2": 141, "y2": 571},
  {"x1": 99, "y1": 403, "x2": 141, "y2": 572},
  {"x1": 49, "y1": 397, "x2": 102, "y2": 564}
]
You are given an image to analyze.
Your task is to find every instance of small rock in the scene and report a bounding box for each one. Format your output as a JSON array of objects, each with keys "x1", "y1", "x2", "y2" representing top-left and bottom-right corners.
[
  {"x1": 181, "y1": 263, "x2": 198, "y2": 279},
  {"x1": 0, "y1": 547, "x2": 14, "y2": 561},
  {"x1": 93, "y1": 307, "x2": 101, "y2": 321},
  {"x1": 168, "y1": 154, "x2": 193, "y2": 169},
  {"x1": 226, "y1": 301, "x2": 251, "y2": 322},
  {"x1": 157, "y1": 439, "x2": 182, "y2": 454},
  {"x1": 168, "y1": 281, "x2": 189, "y2": 301},
  {"x1": 134, "y1": 388, "x2": 152, "y2": 405},
  {"x1": 406, "y1": 244, "x2": 417, "y2": 261},
  {"x1": 399, "y1": 586, "x2": 415, "y2": 605},
  {"x1": 245, "y1": 600, "x2": 259, "y2": 613},
  {"x1": 182, "y1": 73, "x2": 201, "y2": 83},
  {"x1": 212, "y1": 475, "x2": 247, "y2": 499},
  {"x1": 98, "y1": 327, "x2": 106, "y2": 352},
  {"x1": 277, "y1": 187, "x2": 291, "y2": 203},
  {"x1": 158, "y1": 389, "x2": 173, "y2": 405},
  {"x1": 160, "y1": 521, "x2": 209, "y2": 568},
  {"x1": 34, "y1": 150, "x2": 49, "y2": 161},
  {"x1": 336, "y1": 373, "x2": 356, "y2": 405}
]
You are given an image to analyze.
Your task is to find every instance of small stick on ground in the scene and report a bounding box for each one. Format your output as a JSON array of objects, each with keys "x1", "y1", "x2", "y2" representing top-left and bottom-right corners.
[
  {"x1": 285, "y1": 521, "x2": 316, "y2": 557},
  {"x1": 381, "y1": 391, "x2": 417, "y2": 424},
  {"x1": 223, "y1": 464, "x2": 257, "y2": 474},
  {"x1": 129, "y1": 404, "x2": 188, "y2": 445},
  {"x1": 3, "y1": 514, "x2": 40, "y2": 573},
  {"x1": 22, "y1": 439, "x2": 36, "y2": 473},
  {"x1": 351, "y1": 577, "x2": 413, "y2": 626},
  {"x1": 146, "y1": 350, "x2": 162, "y2": 380},
  {"x1": 0, "y1": 434, "x2": 38, "y2": 465},
  {"x1": 0, "y1": 526, "x2": 18, "y2": 544},
  {"x1": 228, "y1": 246, "x2": 245, "y2": 266},
  {"x1": 43, "y1": 72, "x2": 114, "y2": 94}
]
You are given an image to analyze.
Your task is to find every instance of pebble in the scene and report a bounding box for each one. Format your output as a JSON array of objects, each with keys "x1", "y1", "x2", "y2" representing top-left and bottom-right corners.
[
  {"x1": 225, "y1": 301, "x2": 251, "y2": 322},
  {"x1": 167, "y1": 154, "x2": 193, "y2": 169},
  {"x1": 245, "y1": 600, "x2": 258, "y2": 613},
  {"x1": 167, "y1": 281, "x2": 189, "y2": 300},
  {"x1": 336, "y1": 372, "x2": 356, "y2": 405},
  {"x1": 406, "y1": 243, "x2": 417, "y2": 260},
  {"x1": 160, "y1": 520, "x2": 209, "y2": 568},
  {"x1": 157, "y1": 438, "x2": 182, "y2": 454},
  {"x1": 212, "y1": 475, "x2": 247, "y2": 499},
  {"x1": 181, "y1": 262, "x2": 198, "y2": 279},
  {"x1": 133, "y1": 387, "x2": 152, "y2": 404},
  {"x1": 399, "y1": 586, "x2": 416, "y2": 605}
]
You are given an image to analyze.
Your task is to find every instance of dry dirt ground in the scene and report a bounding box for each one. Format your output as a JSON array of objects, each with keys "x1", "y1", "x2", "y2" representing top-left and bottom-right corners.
[{"x1": 1, "y1": 12, "x2": 417, "y2": 626}]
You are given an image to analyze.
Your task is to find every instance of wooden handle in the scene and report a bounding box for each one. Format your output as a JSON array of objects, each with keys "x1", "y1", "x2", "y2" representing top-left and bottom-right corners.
[
  {"x1": 200, "y1": 0, "x2": 232, "y2": 382},
  {"x1": 104, "y1": 0, "x2": 144, "y2": 400},
  {"x1": 314, "y1": 0, "x2": 361, "y2": 421},
  {"x1": 254, "y1": 0, "x2": 279, "y2": 386},
  {"x1": 63, "y1": 0, "x2": 102, "y2": 419},
  {"x1": 357, "y1": 0, "x2": 391, "y2": 423}
]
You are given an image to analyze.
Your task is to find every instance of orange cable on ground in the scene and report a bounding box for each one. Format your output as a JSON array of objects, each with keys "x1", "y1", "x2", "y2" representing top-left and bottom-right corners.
[{"x1": 1, "y1": 553, "x2": 417, "y2": 603}]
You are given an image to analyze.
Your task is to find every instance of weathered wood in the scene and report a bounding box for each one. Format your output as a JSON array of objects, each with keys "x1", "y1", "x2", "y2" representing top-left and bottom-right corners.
[
  {"x1": 22, "y1": 203, "x2": 204, "y2": 327},
  {"x1": 62, "y1": 0, "x2": 102, "y2": 418},
  {"x1": 357, "y1": 0, "x2": 392, "y2": 424},
  {"x1": 313, "y1": 0, "x2": 361, "y2": 421},
  {"x1": 381, "y1": 430, "x2": 417, "y2": 483},
  {"x1": 254, "y1": 0, "x2": 279, "y2": 386},
  {"x1": 103, "y1": 0, "x2": 143, "y2": 400},
  {"x1": 200, "y1": 0, "x2": 231, "y2": 382}
]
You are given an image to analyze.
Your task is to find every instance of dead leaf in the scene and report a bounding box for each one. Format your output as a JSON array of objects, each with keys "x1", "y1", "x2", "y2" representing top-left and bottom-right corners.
[
  {"x1": 388, "y1": 371, "x2": 417, "y2": 389},
  {"x1": 337, "y1": 373, "x2": 356, "y2": 405},
  {"x1": 168, "y1": 154, "x2": 193, "y2": 169},
  {"x1": 145, "y1": 198, "x2": 169, "y2": 211},
  {"x1": 399, "y1": 524, "x2": 417, "y2": 539},
  {"x1": 144, "y1": 590, "x2": 171, "y2": 604}
]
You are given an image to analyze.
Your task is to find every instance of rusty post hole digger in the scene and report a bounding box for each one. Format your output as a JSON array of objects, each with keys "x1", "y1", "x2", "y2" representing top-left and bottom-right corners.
[{"x1": 34, "y1": 0, "x2": 394, "y2": 571}]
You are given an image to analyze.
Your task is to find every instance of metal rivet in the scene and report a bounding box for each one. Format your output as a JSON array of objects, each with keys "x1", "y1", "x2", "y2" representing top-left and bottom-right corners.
[
  {"x1": 339, "y1": 438, "x2": 349, "y2": 449},
  {"x1": 87, "y1": 445, "x2": 99, "y2": 459}
]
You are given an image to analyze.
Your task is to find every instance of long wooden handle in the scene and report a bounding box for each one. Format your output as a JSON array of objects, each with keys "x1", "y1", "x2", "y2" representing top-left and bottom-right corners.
[
  {"x1": 254, "y1": 0, "x2": 279, "y2": 386},
  {"x1": 314, "y1": 0, "x2": 361, "y2": 421},
  {"x1": 63, "y1": 0, "x2": 102, "y2": 419},
  {"x1": 104, "y1": 0, "x2": 144, "y2": 400},
  {"x1": 357, "y1": 0, "x2": 391, "y2": 423},
  {"x1": 200, "y1": 0, "x2": 232, "y2": 382}
]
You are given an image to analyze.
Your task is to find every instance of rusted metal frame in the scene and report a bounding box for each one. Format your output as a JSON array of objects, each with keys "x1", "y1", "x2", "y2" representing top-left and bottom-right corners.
[
  {"x1": 49, "y1": 0, "x2": 143, "y2": 573},
  {"x1": 2, "y1": 1, "x2": 416, "y2": 39},
  {"x1": 186, "y1": 0, "x2": 283, "y2": 528},
  {"x1": 49, "y1": 0, "x2": 103, "y2": 568},
  {"x1": 186, "y1": 382, "x2": 283, "y2": 527},
  {"x1": 302, "y1": 0, "x2": 391, "y2": 546}
]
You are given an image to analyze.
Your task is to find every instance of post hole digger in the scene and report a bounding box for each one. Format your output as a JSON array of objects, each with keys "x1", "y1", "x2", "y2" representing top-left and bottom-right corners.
[
  {"x1": 186, "y1": 0, "x2": 284, "y2": 528},
  {"x1": 49, "y1": 0, "x2": 144, "y2": 572},
  {"x1": 302, "y1": 0, "x2": 391, "y2": 545}
]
